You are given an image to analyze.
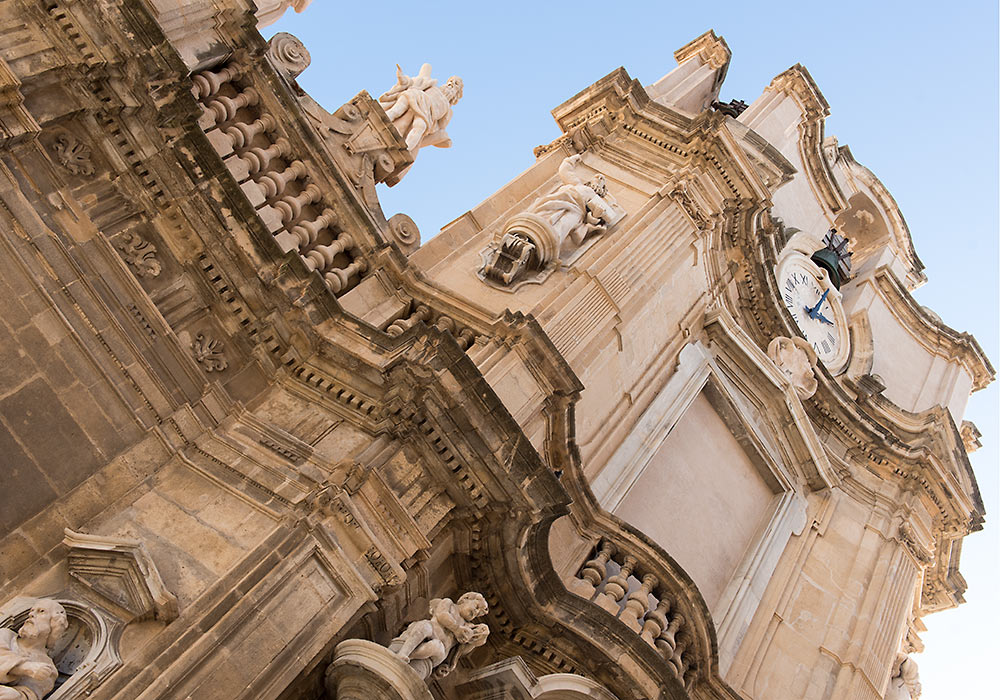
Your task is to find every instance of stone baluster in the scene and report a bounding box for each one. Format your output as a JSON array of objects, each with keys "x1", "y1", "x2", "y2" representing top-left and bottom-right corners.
[
  {"x1": 656, "y1": 612, "x2": 684, "y2": 660},
  {"x1": 242, "y1": 137, "x2": 291, "y2": 175},
  {"x1": 568, "y1": 539, "x2": 615, "y2": 600},
  {"x1": 594, "y1": 554, "x2": 635, "y2": 616},
  {"x1": 289, "y1": 208, "x2": 338, "y2": 249},
  {"x1": 580, "y1": 540, "x2": 616, "y2": 590},
  {"x1": 302, "y1": 234, "x2": 355, "y2": 273},
  {"x1": 620, "y1": 573, "x2": 657, "y2": 632},
  {"x1": 224, "y1": 114, "x2": 276, "y2": 150},
  {"x1": 640, "y1": 596, "x2": 670, "y2": 647},
  {"x1": 256, "y1": 160, "x2": 307, "y2": 200},
  {"x1": 668, "y1": 632, "x2": 689, "y2": 680},
  {"x1": 386, "y1": 305, "x2": 430, "y2": 337},
  {"x1": 456, "y1": 328, "x2": 476, "y2": 350},
  {"x1": 275, "y1": 183, "x2": 321, "y2": 224},
  {"x1": 325, "y1": 258, "x2": 367, "y2": 294},
  {"x1": 203, "y1": 86, "x2": 259, "y2": 128},
  {"x1": 434, "y1": 315, "x2": 455, "y2": 334},
  {"x1": 191, "y1": 63, "x2": 243, "y2": 100}
]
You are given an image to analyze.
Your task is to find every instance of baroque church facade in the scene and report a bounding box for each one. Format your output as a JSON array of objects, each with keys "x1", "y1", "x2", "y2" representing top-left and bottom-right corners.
[{"x1": 0, "y1": 2, "x2": 991, "y2": 699}]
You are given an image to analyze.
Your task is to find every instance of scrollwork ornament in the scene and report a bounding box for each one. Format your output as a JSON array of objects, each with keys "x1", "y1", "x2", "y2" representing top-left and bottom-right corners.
[
  {"x1": 52, "y1": 133, "x2": 94, "y2": 175},
  {"x1": 386, "y1": 213, "x2": 420, "y2": 255},
  {"x1": 191, "y1": 333, "x2": 228, "y2": 372},
  {"x1": 116, "y1": 231, "x2": 162, "y2": 278},
  {"x1": 266, "y1": 32, "x2": 311, "y2": 79}
]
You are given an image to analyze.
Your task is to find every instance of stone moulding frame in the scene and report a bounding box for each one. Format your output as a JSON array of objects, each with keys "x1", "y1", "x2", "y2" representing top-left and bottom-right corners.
[{"x1": 590, "y1": 309, "x2": 835, "y2": 671}]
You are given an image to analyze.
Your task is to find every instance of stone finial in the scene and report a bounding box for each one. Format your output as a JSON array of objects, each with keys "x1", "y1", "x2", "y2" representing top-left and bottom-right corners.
[
  {"x1": 0, "y1": 598, "x2": 68, "y2": 700},
  {"x1": 266, "y1": 32, "x2": 311, "y2": 79},
  {"x1": 387, "y1": 592, "x2": 489, "y2": 679},
  {"x1": 379, "y1": 63, "x2": 463, "y2": 161},
  {"x1": 767, "y1": 336, "x2": 818, "y2": 399}
]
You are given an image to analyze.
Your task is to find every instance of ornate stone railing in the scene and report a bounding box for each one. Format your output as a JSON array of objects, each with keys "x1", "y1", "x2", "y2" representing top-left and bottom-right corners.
[
  {"x1": 191, "y1": 59, "x2": 373, "y2": 297},
  {"x1": 567, "y1": 537, "x2": 702, "y2": 691}
]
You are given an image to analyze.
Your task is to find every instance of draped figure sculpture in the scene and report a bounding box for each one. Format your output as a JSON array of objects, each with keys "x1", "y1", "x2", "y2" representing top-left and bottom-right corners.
[
  {"x1": 482, "y1": 154, "x2": 625, "y2": 286},
  {"x1": 379, "y1": 63, "x2": 463, "y2": 154},
  {"x1": 387, "y1": 592, "x2": 489, "y2": 680},
  {"x1": 0, "y1": 599, "x2": 68, "y2": 700}
]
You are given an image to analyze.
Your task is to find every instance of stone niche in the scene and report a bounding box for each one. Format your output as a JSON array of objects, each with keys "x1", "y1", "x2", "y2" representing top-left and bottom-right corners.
[{"x1": 0, "y1": 530, "x2": 178, "y2": 699}]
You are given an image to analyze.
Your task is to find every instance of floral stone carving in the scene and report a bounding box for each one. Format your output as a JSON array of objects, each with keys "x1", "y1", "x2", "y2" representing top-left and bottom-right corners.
[
  {"x1": 116, "y1": 231, "x2": 161, "y2": 278},
  {"x1": 481, "y1": 154, "x2": 624, "y2": 287},
  {"x1": 0, "y1": 599, "x2": 67, "y2": 700},
  {"x1": 51, "y1": 133, "x2": 94, "y2": 176},
  {"x1": 387, "y1": 592, "x2": 489, "y2": 680},
  {"x1": 191, "y1": 333, "x2": 228, "y2": 372},
  {"x1": 767, "y1": 336, "x2": 818, "y2": 399}
]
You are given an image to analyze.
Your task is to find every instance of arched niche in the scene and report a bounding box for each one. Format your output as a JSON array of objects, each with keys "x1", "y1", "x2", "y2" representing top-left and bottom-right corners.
[{"x1": 0, "y1": 598, "x2": 121, "y2": 699}]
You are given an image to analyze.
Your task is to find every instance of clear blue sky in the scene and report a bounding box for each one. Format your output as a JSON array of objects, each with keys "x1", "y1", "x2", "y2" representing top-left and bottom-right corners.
[{"x1": 269, "y1": 2, "x2": 998, "y2": 695}]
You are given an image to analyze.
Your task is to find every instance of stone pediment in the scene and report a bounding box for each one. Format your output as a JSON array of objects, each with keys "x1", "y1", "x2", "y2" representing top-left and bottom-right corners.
[{"x1": 63, "y1": 529, "x2": 178, "y2": 623}]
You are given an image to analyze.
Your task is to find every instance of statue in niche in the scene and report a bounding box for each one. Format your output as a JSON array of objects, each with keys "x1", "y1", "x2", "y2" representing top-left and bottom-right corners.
[
  {"x1": 387, "y1": 592, "x2": 489, "y2": 679},
  {"x1": 0, "y1": 599, "x2": 68, "y2": 700},
  {"x1": 886, "y1": 653, "x2": 921, "y2": 700},
  {"x1": 379, "y1": 63, "x2": 463, "y2": 154},
  {"x1": 482, "y1": 154, "x2": 625, "y2": 286}
]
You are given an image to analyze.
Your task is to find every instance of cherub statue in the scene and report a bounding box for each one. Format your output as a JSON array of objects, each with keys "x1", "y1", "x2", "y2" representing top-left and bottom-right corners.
[
  {"x1": 387, "y1": 592, "x2": 489, "y2": 679},
  {"x1": 0, "y1": 599, "x2": 68, "y2": 700},
  {"x1": 379, "y1": 63, "x2": 463, "y2": 154}
]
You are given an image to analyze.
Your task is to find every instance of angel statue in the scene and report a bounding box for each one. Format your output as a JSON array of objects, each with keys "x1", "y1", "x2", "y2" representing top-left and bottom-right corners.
[
  {"x1": 379, "y1": 63, "x2": 463, "y2": 155},
  {"x1": 387, "y1": 592, "x2": 489, "y2": 679},
  {"x1": 0, "y1": 599, "x2": 68, "y2": 700}
]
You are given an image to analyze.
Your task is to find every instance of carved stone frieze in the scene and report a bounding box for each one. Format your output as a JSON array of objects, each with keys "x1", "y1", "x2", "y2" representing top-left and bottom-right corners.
[{"x1": 767, "y1": 336, "x2": 818, "y2": 399}]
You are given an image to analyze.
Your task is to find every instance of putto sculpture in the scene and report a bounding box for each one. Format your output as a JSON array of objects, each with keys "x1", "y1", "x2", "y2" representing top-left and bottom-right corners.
[
  {"x1": 387, "y1": 592, "x2": 489, "y2": 679},
  {"x1": 380, "y1": 63, "x2": 463, "y2": 155},
  {"x1": 0, "y1": 599, "x2": 68, "y2": 700},
  {"x1": 482, "y1": 154, "x2": 625, "y2": 286}
]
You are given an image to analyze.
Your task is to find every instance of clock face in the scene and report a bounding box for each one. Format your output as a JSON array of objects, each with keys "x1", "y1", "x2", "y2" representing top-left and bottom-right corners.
[{"x1": 776, "y1": 255, "x2": 849, "y2": 372}]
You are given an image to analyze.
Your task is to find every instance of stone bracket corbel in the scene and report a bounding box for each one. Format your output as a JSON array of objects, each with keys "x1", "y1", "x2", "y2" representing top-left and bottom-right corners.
[{"x1": 63, "y1": 529, "x2": 179, "y2": 623}]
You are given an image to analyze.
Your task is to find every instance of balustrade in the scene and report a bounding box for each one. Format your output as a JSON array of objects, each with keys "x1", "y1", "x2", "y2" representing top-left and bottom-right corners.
[
  {"x1": 191, "y1": 60, "x2": 371, "y2": 297},
  {"x1": 570, "y1": 538, "x2": 698, "y2": 689}
]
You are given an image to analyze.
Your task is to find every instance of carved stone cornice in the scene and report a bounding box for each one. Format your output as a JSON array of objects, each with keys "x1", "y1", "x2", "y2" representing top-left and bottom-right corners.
[
  {"x1": 674, "y1": 30, "x2": 732, "y2": 72},
  {"x1": 766, "y1": 64, "x2": 847, "y2": 215}
]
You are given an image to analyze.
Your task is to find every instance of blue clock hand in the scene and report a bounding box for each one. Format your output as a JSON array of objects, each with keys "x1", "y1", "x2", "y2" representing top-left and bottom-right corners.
[
  {"x1": 816, "y1": 311, "x2": 834, "y2": 326},
  {"x1": 807, "y1": 288, "x2": 830, "y2": 318}
]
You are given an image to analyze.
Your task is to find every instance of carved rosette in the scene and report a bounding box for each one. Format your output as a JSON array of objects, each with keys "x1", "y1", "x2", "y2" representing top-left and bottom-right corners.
[
  {"x1": 266, "y1": 32, "x2": 311, "y2": 79},
  {"x1": 767, "y1": 336, "x2": 818, "y2": 399}
]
